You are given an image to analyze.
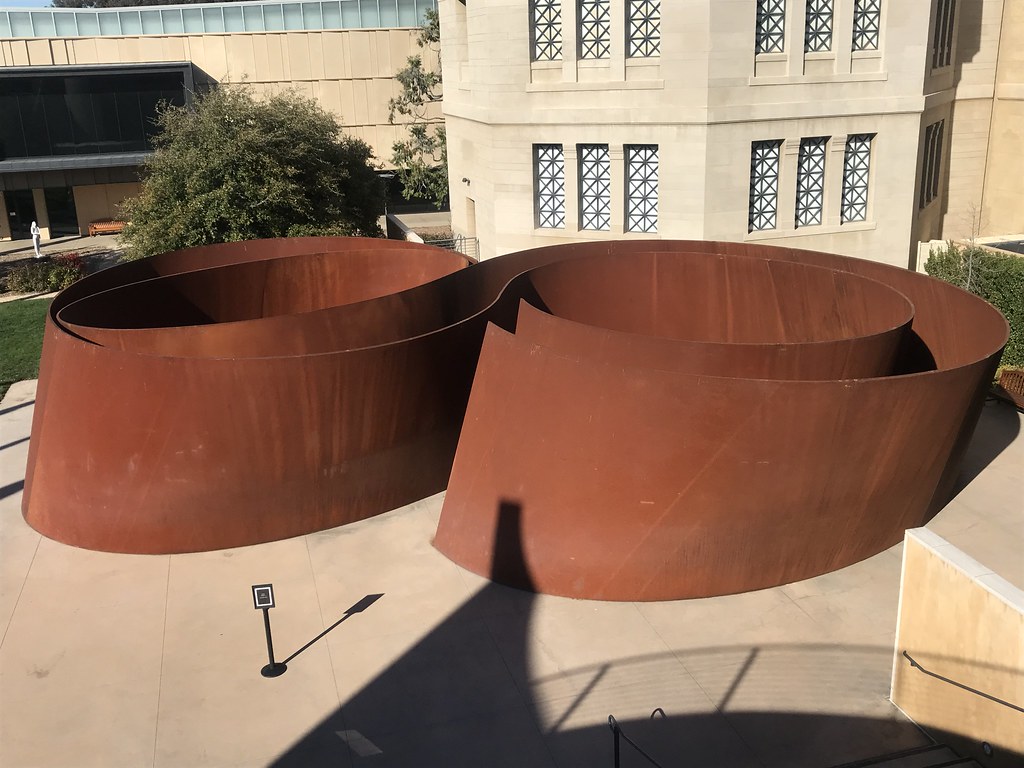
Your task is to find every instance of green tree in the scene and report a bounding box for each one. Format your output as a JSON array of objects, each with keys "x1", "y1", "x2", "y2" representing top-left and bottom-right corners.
[
  {"x1": 121, "y1": 87, "x2": 384, "y2": 260},
  {"x1": 388, "y1": 8, "x2": 448, "y2": 208}
]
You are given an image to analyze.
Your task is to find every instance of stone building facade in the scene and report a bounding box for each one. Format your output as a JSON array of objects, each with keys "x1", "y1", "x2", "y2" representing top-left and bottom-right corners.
[{"x1": 441, "y1": 0, "x2": 1022, "y2": 266}]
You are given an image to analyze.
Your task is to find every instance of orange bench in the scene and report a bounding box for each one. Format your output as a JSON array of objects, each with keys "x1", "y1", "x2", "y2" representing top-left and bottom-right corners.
[{"x1": 87, "y1": 219, "x2": 126, "y2": 236}]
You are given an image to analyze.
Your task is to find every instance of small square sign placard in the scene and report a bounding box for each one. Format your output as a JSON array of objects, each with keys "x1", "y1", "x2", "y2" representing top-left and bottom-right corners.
[{"x1": 252, "y1": 583, "x2": 275, "y2": 610}]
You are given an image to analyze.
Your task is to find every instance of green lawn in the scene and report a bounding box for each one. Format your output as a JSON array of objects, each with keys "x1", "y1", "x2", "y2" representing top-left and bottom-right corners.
[{"x1": 0, "y1": 298, "x2": 51, "y2": 401}]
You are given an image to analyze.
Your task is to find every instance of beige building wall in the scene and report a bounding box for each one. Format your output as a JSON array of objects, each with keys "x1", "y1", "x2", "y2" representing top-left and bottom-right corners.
[
  {"x1": 702, "y1": 117, "x2": 922, "y2": 267},
  {"x1": 72, "y1": 183, "x2": 142, "y2": 233},
  {"x1": 0, "y1": 27, "x2": 434, "y2": 164},
  {"x1": 444, "y1": 0, "x2": 1021, "y2": 267},
  {"x1": 30, "y1": 188, "x2": 51, "y2": 239},
  {"x1": 937, "y1": 0, "x2": 1023, "y2": 243},
  {"x1": 915, "y1": 101, "x2": 955, "y2": 246},
  {"x1": 982, "y1": 0, "x2": 1024, "y2": 236},
  {"x1": 892, "y1": 529, "x2": 1024, "y2": 766}
]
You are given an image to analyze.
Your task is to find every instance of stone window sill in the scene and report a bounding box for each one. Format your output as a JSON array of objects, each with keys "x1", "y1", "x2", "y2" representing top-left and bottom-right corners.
[{"x1": 744, "y1": 220, "x2": 876, "y2": 241}]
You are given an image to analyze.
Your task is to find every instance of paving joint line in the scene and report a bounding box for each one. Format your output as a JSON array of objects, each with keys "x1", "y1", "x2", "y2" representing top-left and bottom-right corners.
[
  {"x1": 0, "y1": 533, "x2": 41, "y2": 650},
  {"x1": 151, "y1": 555, "x2": 172, "y2": 768},
  {"x1": 304, "y1": 536, "x2": 341, "y2": 704}
]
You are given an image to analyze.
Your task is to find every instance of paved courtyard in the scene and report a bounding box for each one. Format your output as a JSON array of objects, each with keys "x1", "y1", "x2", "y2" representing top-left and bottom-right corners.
[{"x1": 0, "y1": 379, "x2": 1020, "y2": 768}]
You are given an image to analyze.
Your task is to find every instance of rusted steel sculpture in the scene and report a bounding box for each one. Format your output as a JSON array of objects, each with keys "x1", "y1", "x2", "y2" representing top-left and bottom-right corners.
[{"x1": 23, "y1": 239, "x2": 1007, "y2": 600}]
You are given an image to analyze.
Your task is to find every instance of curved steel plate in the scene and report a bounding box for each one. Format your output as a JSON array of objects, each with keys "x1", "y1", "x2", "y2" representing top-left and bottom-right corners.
[{"x1": 23, "y1": 239, "x2": 1007, "y2": 602}]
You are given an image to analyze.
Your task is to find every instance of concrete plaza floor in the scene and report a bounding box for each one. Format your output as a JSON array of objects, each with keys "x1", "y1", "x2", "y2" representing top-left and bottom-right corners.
[
  {"x1": 0, "y1": 379, "x2": 1020, "y2": 768},
  {"x1": 0, "y1": 233, "x2": 122, "y2": 262}
]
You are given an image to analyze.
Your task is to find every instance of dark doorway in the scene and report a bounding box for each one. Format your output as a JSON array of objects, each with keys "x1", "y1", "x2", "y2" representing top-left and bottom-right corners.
[
  {"x1": 44, "y1": 187, "x2": 79, "y2": 236},
  {"x1": 4, "y1": 189, "x2": 36, "y2": 239}
]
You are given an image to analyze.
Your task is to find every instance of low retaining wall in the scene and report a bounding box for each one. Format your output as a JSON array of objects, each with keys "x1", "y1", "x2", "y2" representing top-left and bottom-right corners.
[{"x1": 892, "y1": 529, "x2": 1024, "y2": 766}]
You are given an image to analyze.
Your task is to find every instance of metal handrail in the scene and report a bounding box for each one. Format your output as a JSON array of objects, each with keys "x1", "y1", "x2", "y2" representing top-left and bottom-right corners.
[
  {"x1": 422, "y1": 235, "x2": 479, "y2": 261},
  {"x1": 608, "y1": 715, "x2": 667, "y2": 768},
  {"x1": 902, "y1": 650, "x2": 1024, "y2": 714}
]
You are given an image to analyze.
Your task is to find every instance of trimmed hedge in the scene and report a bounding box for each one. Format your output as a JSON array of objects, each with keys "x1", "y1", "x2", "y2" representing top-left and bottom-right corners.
[
  {"x1": 925, "y1": 242, "x2": 1024, "y2": 369},
  {"x1": 3, "y1": 253, "x2": 86, "y2": 295}
]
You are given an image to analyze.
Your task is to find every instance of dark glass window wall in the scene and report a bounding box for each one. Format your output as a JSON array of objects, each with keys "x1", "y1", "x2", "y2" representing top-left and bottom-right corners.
[{"x1": 0, "y1": 71, "x2": 186, "y2": 160}]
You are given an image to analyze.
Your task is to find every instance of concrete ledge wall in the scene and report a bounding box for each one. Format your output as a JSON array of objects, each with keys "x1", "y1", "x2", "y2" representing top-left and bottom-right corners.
[{"x1": 892, "y1": 528, "x2": 1024, "y2": 766}]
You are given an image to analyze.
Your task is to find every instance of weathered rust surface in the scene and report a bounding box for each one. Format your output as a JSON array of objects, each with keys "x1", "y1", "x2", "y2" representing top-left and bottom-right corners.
[
  {"x1": 435, "y1": 242, "x2": 1006, "y2": 600},
  {"x1": 23, "y1": 239, "x2": 1007, "y2": 602},
  {"x1": 24, "y1": 238, "x2": 477, "y2": 553}
]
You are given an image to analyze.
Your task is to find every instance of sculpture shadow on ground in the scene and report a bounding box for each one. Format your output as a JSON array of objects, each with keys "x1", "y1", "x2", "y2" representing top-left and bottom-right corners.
[
  {"x1": 0, "y1": 479, "x2": 25, "y2": 501},
  {"x1": 0, "y1": 436, "x2": 30, "y2": 452},
  {"x1": 0, "y1": 399, "x2": 34, "y2": 417},
  {"x1": 271, "y1": 499, "x2": 1023, "y2": 768},
  {"x1": 279, "y1": 594, "x2": 384, "y2": 667},
  {"x1": 948, "y1": 398, "x2": 1021, "y2": 498}
]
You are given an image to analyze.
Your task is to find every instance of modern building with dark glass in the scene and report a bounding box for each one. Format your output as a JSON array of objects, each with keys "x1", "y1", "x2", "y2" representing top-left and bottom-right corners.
[
  {"x1": 0, "y1": 0, "x2": 437, "y2": 241},
  {"x1": 1, "y1": 62, "x2": 191, "y2": 238}
]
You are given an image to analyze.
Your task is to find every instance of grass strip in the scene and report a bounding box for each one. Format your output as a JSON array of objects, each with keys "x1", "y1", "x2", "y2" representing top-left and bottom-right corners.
[{"x1": 0, "y1": 298, "x2": 51, "y2": 401}]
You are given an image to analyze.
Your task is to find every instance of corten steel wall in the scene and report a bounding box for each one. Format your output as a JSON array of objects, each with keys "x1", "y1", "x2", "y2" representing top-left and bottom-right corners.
[
  {"x1": 23, "y1": 239, "x2": 1007, "y2": 602},
  {"x1": 435, "y1": 242, "x2": 1008, "y2": 599},
  {"x1": 24, "y1": 238, "x2": 476, "y2": 553}
]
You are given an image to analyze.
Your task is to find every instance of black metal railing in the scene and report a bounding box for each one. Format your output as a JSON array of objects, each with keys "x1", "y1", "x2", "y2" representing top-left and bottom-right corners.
[
  {"x1": 902, "y1": 650, "x2": 1024, "y2": 713},
  {"x1": 608, "y1": 714, "x2": 667, "y2": 768},
  {"x1": 423, "y1": 235, "x2": 479, "y2": 261}
]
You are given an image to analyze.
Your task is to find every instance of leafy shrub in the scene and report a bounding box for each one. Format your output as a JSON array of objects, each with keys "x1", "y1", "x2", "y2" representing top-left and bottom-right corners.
[
  {"x1": 120, "y1": 87, "x2": 384, "y2": 261},
  {"x1": 925, "y1": 242, "x2": 1024, "y2": 368},
  {"x1": 4, "y1": 263, "x2": 50, "y2": 294},
  {"x1": 284, "y1": 223, "x2": 360, "y2": 238},
  {"x1": 46, "y1": 253, "x2": 86, "y2": 290},
  {"x1": 4, "y1": 253, "x2": 86, "y2": 294}
]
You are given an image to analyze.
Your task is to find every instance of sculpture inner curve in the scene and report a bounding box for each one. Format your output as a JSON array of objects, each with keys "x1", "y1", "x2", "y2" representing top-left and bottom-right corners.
[{"x1": 23, "y1": 239, "x2": 1007, "y2": 600}]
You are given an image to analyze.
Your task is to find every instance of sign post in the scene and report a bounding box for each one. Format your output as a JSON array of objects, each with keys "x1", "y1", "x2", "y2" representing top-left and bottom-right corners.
[{"x1": 252, "y1": 583, "x2": 286, "y2": 678}]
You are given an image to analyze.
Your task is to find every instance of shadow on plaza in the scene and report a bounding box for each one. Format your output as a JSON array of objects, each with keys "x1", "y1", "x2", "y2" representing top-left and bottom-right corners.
[
  {"x1": 949, "y1": 398, "x2": 1020, "y2": 498},
  {"x1": 269, "y1": 499, "x2": 1023, "y2": 768},
  {"x1": 0, "y1": 480, "x2": 25, "y2": 501},
  {"x1": 279, "y1": 593, "x2": 384, "y2": 667},
  {"x1": 0, "y1": 436, "x2": 30, "y2": 452},
  {"x1": 0, "y1": 399, "x2": 34, "y2": 417}
]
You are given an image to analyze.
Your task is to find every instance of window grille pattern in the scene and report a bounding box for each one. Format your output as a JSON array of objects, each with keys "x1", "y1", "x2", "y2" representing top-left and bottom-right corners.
[
  {"x1": 748, "y1": 140, "x2": 782, "y2": 232},
  {"x1": 841, "y1": 134, "x2": 872, "y2": 223},
  {"x1": 931, "y1": 0, "x2": 955, "y2": 69},
  {"x1": 578, "y1": 144, "x2": 611, "y2": 231},
  {"x1": 579, "y1": 0, "x2": 610, "y2": 59},
  {"x1": 532, "y1": 0, "x2": 562, "y2": 62},
  {"x1": 756, "y1": 0, "x2": 786, "y2": 54},
  {"x1": 0, "y1": 0, "x2": 436, "y2": 38},
  {"x1": 627, "y1": 0, "x2": 660, "y2": 58},
  {"x1": 535, "y1": 144, "x2": 566, "y2": 228},
  {"x1": 920, "y1": 120, "x2": 945, "y2": 209},
  {"x1": 852, "y1": 0, "x2": 881, "y2": 51},
  {"x1": 795, "y1": 137, "x2": 827, "y2": 227},
  {"x1": 804, "y1": 0, "x2": 832, "y2": 52},
  {"x1": 625, "y1": 145, "x2": 658, "y2": 233}
]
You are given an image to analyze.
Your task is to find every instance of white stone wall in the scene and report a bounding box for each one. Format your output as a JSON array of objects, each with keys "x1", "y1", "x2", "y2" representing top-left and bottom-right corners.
[{"x1": 442, "y1": 0, "x2": 1018, "y2": 266}]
